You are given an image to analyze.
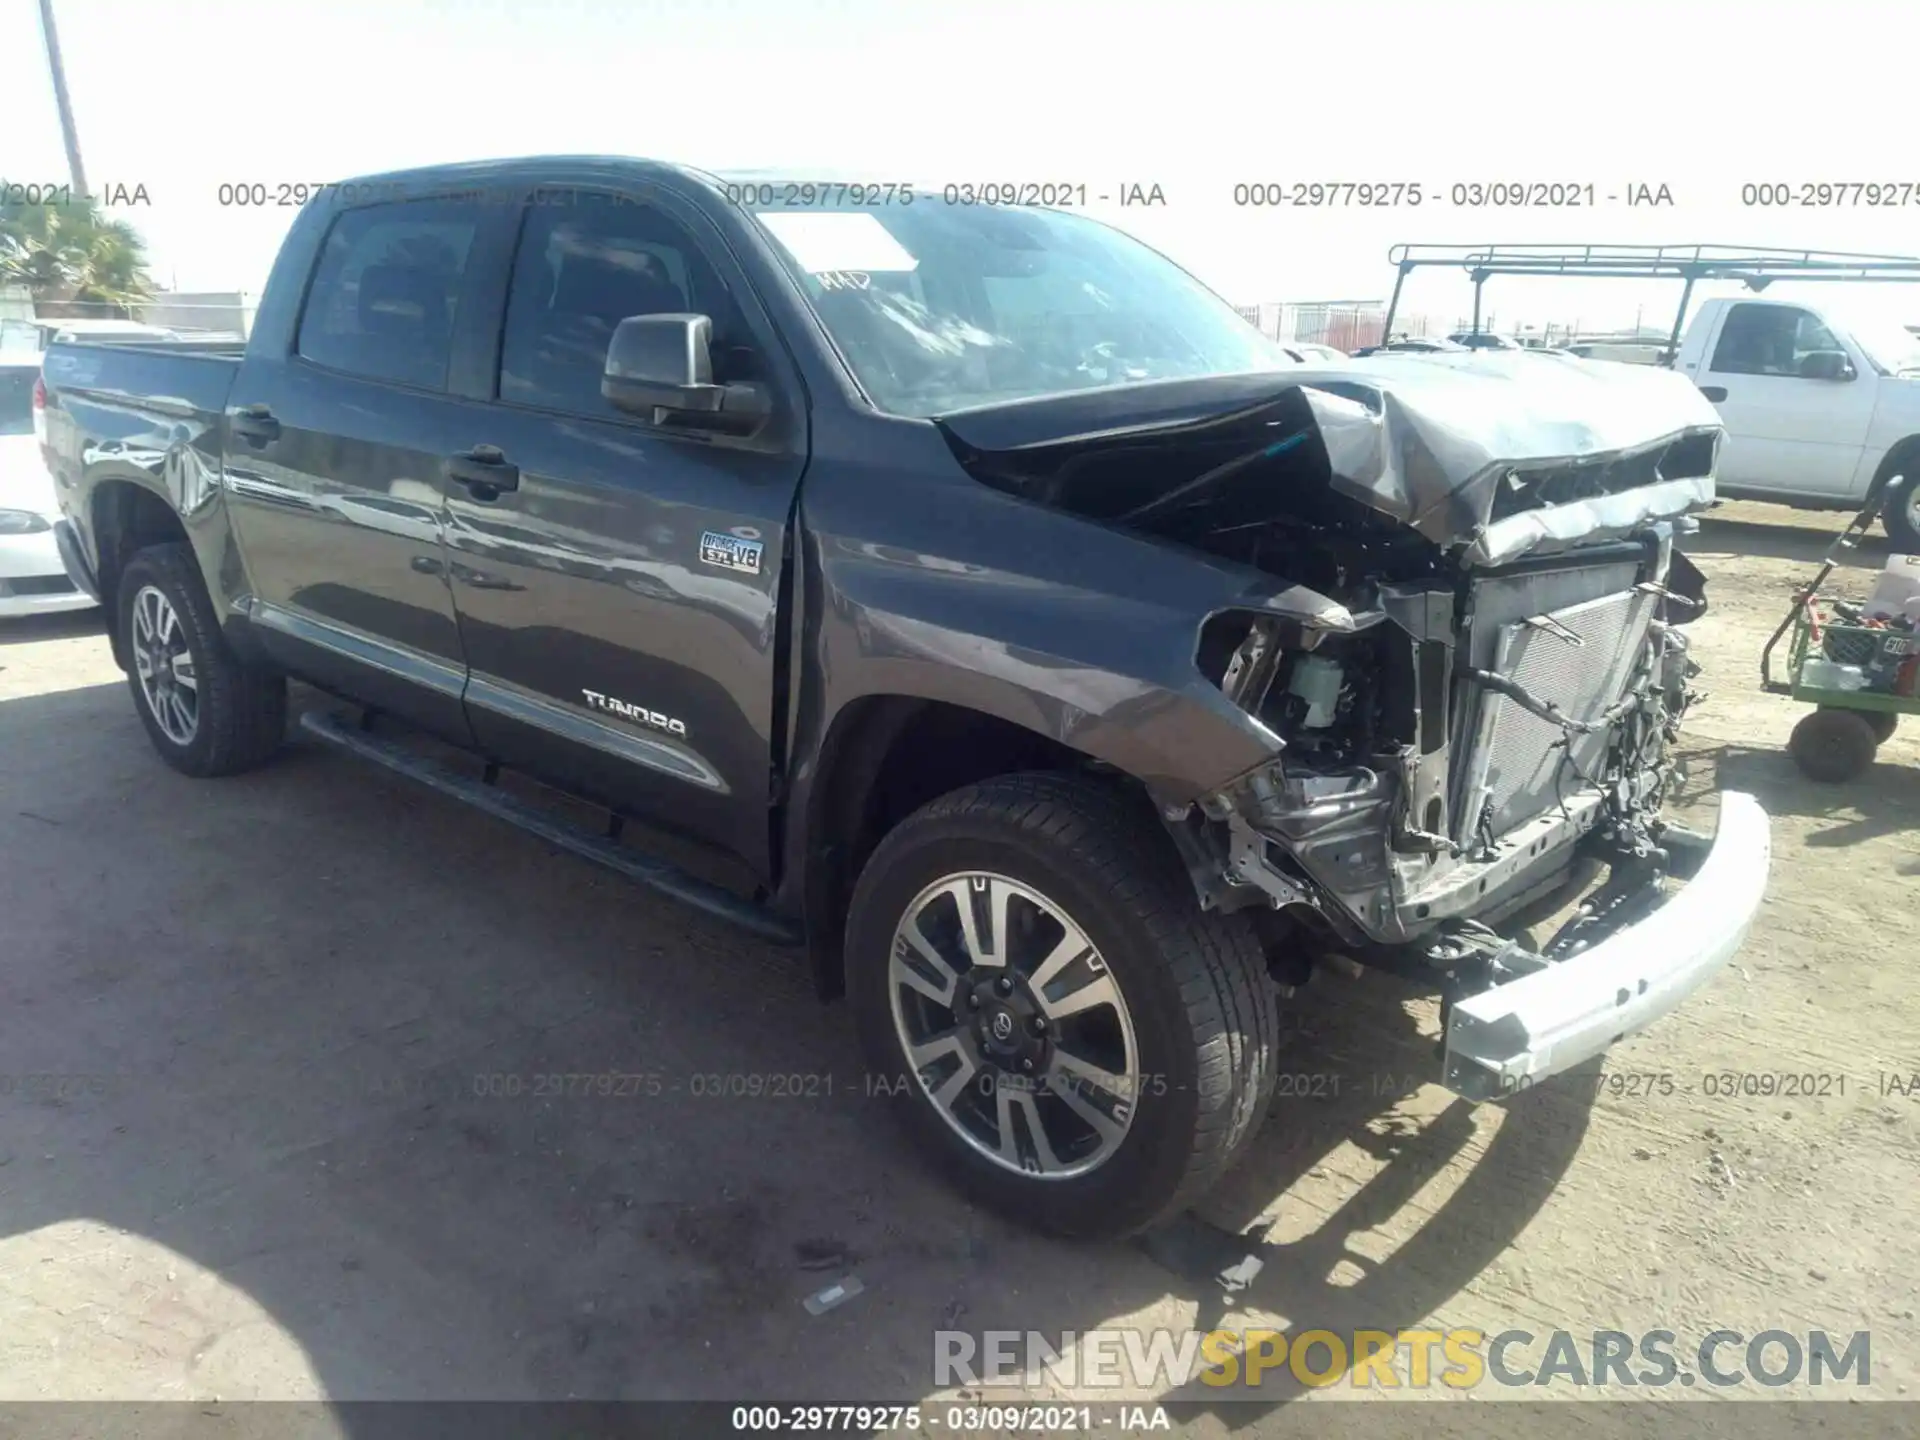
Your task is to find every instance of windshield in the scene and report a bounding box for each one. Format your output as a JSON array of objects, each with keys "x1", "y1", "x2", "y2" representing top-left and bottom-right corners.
[
  {"x1": 748, "y1": 202, "x2": 1296, "y2": 416},
  {"x1": 1837, "y1": 310, "x2": 1920, "y2": 375}
]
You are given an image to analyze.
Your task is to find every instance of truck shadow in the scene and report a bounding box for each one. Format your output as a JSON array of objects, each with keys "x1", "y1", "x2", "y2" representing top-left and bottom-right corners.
[
  {"x1": 1697, "y1": 741, "x2": 1920, "y2": 849},
  {"x1": 0, "y1": 678, "x2": 1592, "y2": 1422},
  {"x1": 1114, "y1": 980, "x2": 1599, "y2": 1412},
  {"x1": 1692, "y1": 513, "x2": 1887, "y2": 570}
]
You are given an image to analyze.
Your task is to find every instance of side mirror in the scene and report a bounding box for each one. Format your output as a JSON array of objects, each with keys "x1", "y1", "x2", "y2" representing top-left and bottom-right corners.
[
  {"x1": 1799, "y1": 349, "x2": 1855, "y2": 381},
  {"x1": 602, "y1": 314, "x2": 770, "y2": 430}
]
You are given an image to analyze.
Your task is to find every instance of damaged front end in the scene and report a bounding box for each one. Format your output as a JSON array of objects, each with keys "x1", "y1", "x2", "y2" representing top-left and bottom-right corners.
[{"x1": 936, "y1": 357, "x2": 1771, "y2": 1097}]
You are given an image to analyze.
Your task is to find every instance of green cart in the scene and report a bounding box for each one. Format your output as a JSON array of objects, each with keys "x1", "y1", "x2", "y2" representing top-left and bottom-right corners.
[{"x1": 1761, "y1": 489, "x2": 1920, "y2": 782}]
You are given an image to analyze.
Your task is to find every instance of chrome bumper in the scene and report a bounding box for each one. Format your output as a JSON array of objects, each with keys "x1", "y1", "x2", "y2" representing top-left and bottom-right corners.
[{"x1": 1442, "y1": 792, "x2": 1771, "y2": 1101}]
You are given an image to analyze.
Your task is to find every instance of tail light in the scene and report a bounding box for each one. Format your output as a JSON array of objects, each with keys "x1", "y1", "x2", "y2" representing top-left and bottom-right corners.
[{"x1": 31, "y1": 373, "x2": 47, "y2": 444}]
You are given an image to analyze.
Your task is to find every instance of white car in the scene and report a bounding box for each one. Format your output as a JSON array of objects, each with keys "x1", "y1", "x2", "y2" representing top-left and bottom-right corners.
[{"x1": 0, "y1": 359, "x2": 95, "y2": 617}]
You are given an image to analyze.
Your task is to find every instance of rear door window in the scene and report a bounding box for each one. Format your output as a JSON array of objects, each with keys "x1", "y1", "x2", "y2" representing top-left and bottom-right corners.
[{"x1": 297, "y1": 198, "x2": 481, "y2": 391}]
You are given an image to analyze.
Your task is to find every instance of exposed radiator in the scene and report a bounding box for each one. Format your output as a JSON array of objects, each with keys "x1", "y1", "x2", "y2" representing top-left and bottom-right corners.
[{"x1": 1454, "y1": 585, "x2": 1659, "y2": 842}]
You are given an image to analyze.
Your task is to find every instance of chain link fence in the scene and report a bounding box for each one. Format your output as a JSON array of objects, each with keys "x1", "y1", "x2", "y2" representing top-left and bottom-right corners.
[
  {"x1": 1234, "y1": 300, "x2": 1450, "y2": 352},
  {"x1": 1235, "y1": 300, "x2": 1615, "y2": 352}
]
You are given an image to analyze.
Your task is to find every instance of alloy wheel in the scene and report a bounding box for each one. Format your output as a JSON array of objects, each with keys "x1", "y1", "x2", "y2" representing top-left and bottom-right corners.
[
  {"x1": 888, "y1": 872, "x2": 1140, "y2": 1179},
  {"x1": 131, "y1": 584, "x2": 198, "y2": 745}
]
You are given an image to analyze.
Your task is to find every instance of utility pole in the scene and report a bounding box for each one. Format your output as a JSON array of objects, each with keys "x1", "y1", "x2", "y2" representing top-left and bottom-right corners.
[{"x1": 37, "y1": 0, "x2": 89, "y2": 198}]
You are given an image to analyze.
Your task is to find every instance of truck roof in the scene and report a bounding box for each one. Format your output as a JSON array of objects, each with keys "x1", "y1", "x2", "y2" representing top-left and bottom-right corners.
[
  {"x1": 335, "y1": 156, "x2": 737, "y2": 198},
  {"x1": 334, "y1": 159, "x2": 1022, "y2": 206},
  {"x1": 1692, "y1": 295, "x2": 1804, "y2": 309}
]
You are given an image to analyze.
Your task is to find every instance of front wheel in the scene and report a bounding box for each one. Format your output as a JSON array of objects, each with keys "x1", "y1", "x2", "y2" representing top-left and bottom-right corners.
[
  {"x1": 118, "y1": 542, "x2": 287, "y2": 777},
  {"x1": 846, "y1": 773, "x2": 1279, "y2": 1239},
  {"x1": 1881, "y1": 470, "x2": 1920, "y2": 554}
]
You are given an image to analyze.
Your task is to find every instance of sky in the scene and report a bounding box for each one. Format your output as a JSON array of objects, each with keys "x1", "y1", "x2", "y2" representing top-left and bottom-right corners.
[{"x1": 7, "y1": 0, "x2": 1920, "y2": 332}]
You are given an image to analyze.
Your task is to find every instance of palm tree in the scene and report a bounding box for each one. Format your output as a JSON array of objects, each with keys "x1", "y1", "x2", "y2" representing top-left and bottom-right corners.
[{"x1": 0, "y1": 190, "x2": 155, "y2": 317}]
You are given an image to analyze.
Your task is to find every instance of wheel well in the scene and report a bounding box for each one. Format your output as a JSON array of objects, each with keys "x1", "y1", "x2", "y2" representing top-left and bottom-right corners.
[
  {"x1": 92, "y1": 482, "x2": 189, "y2": 667},
  {"x1": 802, "y1": 697, "x2": 1095, "y2": 998},
  {"x1": 1872, "y1": 436, "x2": 1920, "y2": 494}
]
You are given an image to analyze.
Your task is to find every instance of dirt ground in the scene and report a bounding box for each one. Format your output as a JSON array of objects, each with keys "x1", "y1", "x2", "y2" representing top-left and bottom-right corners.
[{"x1": 1, "y1": 500, "x2": 1915, "y2": 1431}]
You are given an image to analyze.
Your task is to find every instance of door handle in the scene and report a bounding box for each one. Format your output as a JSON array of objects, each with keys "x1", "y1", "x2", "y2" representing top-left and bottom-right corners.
[
  {"x1": 1698, "y1": 385, "x2": 1728, "y2": 402},
  {"x1": 230, "y1": 404, "x2": 281, "y2": 444},
  {"x1": 446, "y1": 445, "x2": 520, "y2": 500}
]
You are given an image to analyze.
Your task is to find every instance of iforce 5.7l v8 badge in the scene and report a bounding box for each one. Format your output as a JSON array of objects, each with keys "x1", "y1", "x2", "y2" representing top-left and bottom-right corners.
[{"x1": 699, "y1": 530, "x2": 764, "y2": 576}]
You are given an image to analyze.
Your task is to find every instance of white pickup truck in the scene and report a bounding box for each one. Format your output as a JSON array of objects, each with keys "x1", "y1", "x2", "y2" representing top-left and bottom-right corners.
[{"x1": 1671, "y1": 295, "x2": 1920, "y2": 548}]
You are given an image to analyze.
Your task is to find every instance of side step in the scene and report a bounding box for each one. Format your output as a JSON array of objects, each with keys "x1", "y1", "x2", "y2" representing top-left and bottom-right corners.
[{"x1": 297, "y1": 709, "x2": 803, "y2": 947}]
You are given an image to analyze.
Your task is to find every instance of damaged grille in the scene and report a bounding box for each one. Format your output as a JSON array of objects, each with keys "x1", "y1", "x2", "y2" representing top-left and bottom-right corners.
[
  {"x1": 1488, "y1": 429, "x2": 1717, "y2": 523},
  {"x1": 1454, "y1": 585, "x2": 1658, "y2": 842}
]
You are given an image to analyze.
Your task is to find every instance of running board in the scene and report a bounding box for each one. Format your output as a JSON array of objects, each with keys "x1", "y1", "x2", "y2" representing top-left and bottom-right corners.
[{"x1": 297, "y1": 709, "x2": 803, "y2": 947}]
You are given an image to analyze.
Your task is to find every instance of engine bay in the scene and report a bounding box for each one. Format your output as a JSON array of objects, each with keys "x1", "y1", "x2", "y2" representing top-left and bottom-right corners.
[{"x1": 935, "y1": 369, "x2": 1717, "y2": 961}]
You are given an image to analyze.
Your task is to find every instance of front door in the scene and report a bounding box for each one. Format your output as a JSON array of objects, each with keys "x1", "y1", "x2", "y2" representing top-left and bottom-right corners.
[
  {"x1": 1696, "y1": 302, "x2": 1876, "y2": 499},
  {"x1": 440, "y1": 185, "x2": 807, "y2": 870}
]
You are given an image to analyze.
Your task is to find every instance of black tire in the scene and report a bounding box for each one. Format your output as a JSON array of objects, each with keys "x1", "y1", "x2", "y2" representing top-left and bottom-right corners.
[
  {"x1": 846, "y1": 772, "x2": 1279, "y2": 1239},
  {"x1": 1863, "y1": 710, "x2": 1900, "y2": 744},
  {"x1": 1882, "y1": 469, "x2": 1920, "y2": 554},
  {"x1": 118, "y1": 542, "x2": 287, "y2": 777},
  {"x1": 1789, "y1": 707, "x2": 1877, "y2": 783}
]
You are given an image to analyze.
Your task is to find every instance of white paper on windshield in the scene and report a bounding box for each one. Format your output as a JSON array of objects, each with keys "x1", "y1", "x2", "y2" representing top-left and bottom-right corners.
[{"x1": 756, "y1": 211, "x2": 919, "y2": 274}]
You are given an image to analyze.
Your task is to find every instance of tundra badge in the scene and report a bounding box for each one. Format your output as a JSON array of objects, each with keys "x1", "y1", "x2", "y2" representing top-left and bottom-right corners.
[
  {"x1": 699, "y1": 530, "x2": 764, "y2": 576},
  {"x1": 581, "y1": 689, "x2": 688, "y2": 737}
]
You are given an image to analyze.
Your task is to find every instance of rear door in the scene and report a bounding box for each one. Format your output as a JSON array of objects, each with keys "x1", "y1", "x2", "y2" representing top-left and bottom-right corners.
[
  {"x1": 224, "y1": 192, "x2": 517, "y2": 740},
  {"x1": 1688, "y1": 301, "x2": 1876, "y2": 498},
  {"x1": 439, "y1": 183, "x2": 808, "y2": 870}
]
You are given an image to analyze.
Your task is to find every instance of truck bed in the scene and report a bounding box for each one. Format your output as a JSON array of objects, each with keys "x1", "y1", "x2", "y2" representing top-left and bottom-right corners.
[
  {"x1": 41, "y1": 341, "x2": 242, "y2": 450},
  {"x1": 38, "y1": 341, "x2": 244, "y2": 557},
  {"x1": 60, "y1": 338, "x2": 249, "y2": 355}
]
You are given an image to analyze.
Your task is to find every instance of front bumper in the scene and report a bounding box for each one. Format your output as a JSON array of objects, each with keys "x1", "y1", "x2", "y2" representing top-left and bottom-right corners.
[
  {"x1": 1441, "y1": 791, "x2": 1771, "y2": 1101},
  {"x1": 0, "y1": 528, "x2": 97, "y2": 617}
]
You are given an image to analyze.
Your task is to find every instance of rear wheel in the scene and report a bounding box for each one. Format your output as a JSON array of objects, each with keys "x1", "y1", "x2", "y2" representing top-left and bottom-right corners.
[
  {"x1": 1789, "y1": 707, "x2": 1878, "y2": 783},
  {"x1": 119, "y1": 543, "x2": 286, "y2": 777},
  {"x1": 846, "y1": 772, "x2": 1279, "y2": 1239}
]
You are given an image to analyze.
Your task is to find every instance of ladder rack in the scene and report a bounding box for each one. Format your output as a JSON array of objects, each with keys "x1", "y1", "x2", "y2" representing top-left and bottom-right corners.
[{"x1": 1380, "y1": 244, "x2": 1920, "y2": 358}]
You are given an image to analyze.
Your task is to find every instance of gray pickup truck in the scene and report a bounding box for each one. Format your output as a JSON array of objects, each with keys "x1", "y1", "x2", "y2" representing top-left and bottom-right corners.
[{"x1": 37, "y1": 159, "x2": 1772, "y2": 1237}]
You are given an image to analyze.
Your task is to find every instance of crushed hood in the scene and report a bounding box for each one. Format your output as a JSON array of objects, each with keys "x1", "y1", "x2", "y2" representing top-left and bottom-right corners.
[{"x1": 935, "y1": 353, "x2": 1724, "y2": 567}]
